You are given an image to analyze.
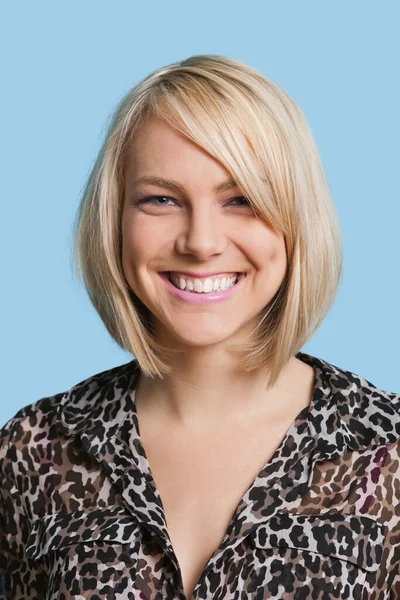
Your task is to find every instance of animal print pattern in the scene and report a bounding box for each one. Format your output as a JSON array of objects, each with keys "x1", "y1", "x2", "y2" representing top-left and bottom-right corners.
[{"x1": 1, "y1": 351, "x2": 399, "y2": 599}]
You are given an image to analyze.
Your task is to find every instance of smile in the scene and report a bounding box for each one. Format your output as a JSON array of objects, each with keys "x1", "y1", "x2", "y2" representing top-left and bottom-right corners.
[
  {"x1": 169, "y1": 272, "x2": 239, "y2": 293},
  {"x1": 159, "y1": 272, "x2": 246, "y2": 304}
]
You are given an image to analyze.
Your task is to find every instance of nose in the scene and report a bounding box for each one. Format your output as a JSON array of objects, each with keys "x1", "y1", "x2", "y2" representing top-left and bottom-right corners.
[{"x1": 174, "y1": 204, "x2": 228, "y2": 260}]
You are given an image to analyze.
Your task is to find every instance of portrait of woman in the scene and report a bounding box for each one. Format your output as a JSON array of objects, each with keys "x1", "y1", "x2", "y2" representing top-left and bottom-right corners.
[{"x1": 1, "y1": 53, "x2": 399, "y2": 599}]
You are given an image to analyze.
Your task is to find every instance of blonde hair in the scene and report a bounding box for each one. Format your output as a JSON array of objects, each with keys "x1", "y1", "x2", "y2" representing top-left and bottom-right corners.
[{"x1": 73, "y1": 54, "x2": 343, "y2": 387}]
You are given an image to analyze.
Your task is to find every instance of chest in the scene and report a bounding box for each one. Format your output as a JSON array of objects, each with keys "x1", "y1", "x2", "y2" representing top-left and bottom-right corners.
[{"x1": 139, "y1": 419, "x2": 296, "y2": 599}]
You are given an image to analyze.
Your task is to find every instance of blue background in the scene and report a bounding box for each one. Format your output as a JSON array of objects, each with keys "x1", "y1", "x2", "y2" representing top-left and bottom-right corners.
[{"x1": 1, "y1": 1, "x2": 399, "y2": 427}]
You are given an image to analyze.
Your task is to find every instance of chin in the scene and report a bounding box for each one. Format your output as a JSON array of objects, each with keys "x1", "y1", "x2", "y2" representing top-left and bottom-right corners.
[{"x1": 165, "y1": 323, "x2": 243, "y2": 350}]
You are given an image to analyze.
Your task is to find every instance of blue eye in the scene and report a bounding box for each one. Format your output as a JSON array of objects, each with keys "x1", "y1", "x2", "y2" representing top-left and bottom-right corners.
[
  {"x1": 228, "y1": 196, "x2": 250, "y2": 206},
  {"x1": 139, "y1": 196, "x2": 175, "y2": 206},
  {"x1": 137, "y1": 195, "x2": 250, "y2": 207}
]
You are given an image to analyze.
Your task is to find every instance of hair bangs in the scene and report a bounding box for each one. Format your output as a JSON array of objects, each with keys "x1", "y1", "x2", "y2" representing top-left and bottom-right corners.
[{"x1": 147, "y1": 78, "x2": 286, "y2": 236}]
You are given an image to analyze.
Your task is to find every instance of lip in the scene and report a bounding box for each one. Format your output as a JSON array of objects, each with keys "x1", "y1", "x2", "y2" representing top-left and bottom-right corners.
[{"x1": 159, "y1": 272, "x2": 246, "y2": 304}]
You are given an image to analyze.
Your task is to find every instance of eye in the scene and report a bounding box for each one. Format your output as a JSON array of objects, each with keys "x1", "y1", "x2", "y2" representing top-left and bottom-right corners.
[
  {"x1": 136, "y1": 195, "x2": 251, "y2": 208},
  {"x1": 138, "y1": 196, "x2": 176, "y2": 206},
  {"x1": 227, "y1": 196, "x2": 250, "y2": 206}
]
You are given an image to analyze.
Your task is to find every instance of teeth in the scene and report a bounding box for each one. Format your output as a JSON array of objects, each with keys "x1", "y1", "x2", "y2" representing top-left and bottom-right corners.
[
  {"x1": 203, "y1": 279, "x2": 213, "y2": 293},
  {"x1": 169, "y1": 273, "x2": 239, "y2": 293},
  {"x1": 194, "y1": 279, "x2": 203, "y2": 293}
]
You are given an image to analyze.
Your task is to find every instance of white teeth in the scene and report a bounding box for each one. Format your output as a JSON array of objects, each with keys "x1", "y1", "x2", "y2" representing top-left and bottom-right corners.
[
  {"x1": 203, "y1": 279, "x2": 213, "y2": 293},
  {"x1": 169, "y1": 273, "x2": 239, "y2": 293},
  {"x1": 193, "y1": 279, "x2": 203, "y2": 293}
]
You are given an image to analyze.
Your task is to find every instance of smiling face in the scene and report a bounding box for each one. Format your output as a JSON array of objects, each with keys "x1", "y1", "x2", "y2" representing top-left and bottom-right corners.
[{"x1": 121, "y1": 115, "x2": 287, "y2": 352}]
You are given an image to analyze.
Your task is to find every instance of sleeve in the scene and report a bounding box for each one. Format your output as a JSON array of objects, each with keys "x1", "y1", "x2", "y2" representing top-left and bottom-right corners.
[
  {"x1": 386, "y1": 437, "x2": 400, "y2": 599},
  {"x1": 0, "y1": 415, "x2": 48, "y2": 599},
  {"x1": 390, "y1": 544, "x2": 400, "y2": 598},
  {"x1": 391, "y1": 574, "x2": 400, "y2": 599}
]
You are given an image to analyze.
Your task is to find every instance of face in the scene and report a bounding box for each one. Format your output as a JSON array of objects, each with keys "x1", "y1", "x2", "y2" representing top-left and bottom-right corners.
[{"x1": 121, "y1": 115, "x2": 287, "y2": 351}]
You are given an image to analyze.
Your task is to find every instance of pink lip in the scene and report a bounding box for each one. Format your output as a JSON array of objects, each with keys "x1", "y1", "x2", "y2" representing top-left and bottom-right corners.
[{"x1": 159, "y1": 272, "x2": 246, "y2": 304}]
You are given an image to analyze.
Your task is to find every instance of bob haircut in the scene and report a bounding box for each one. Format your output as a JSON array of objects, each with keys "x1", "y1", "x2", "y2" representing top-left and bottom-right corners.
[{"x1": 73, "y1": 54, "x2": 343, "y2": 388}]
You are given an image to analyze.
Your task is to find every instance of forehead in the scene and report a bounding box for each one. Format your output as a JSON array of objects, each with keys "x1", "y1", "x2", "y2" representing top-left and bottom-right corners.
[
  {"x1": 128, "y1": 115, "x2": 207, "y2": 161},
  {"x1": 125, "y1": 115, "x2": 233, "y2": 183},
  {"x1": 125, "y1": 114, "x2": 262, "y2": 187}
]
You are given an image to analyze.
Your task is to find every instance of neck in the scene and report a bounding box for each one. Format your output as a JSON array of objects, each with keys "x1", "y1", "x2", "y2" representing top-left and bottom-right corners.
[{"x1": 134, "y1": 349, "x2": 304, "y2": 430}]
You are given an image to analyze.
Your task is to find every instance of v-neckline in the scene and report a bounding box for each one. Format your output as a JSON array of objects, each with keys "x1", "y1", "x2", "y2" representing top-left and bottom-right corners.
[{"x1": 129, "y1": 351, "x2": 329, "y2": 554}]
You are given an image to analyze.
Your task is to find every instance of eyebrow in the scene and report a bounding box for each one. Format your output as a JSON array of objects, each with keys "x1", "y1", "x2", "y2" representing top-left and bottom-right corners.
[{"x1": 131, "y1": 176, "x2": 239, "y2": 194}]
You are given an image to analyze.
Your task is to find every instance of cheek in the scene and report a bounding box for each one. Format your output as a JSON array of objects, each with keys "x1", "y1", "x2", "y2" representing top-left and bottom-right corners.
[
  {"x1": 120, "y1": 227, "x2": 152, "y2": 309},
  {"x1": 121, "y1": 214, "x2": 153, "y2": 267},
  {"x1": 120, "y1": 217, "x2": 147, "y2": 292},
  {"x1": 120, "y1": 214, "x2": 173, "y2": 301},
  {"x1": 246, "y1": 225, "x2": 287, "y2": 272},
  {"x1": 122, "y1": 230, "x2": 144, "y2": 263},
  {"x1": 271, "y1": 237, "x2": 287, "y2": 266}
]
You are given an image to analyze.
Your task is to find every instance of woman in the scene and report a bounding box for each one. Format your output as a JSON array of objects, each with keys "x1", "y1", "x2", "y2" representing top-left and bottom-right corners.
[{"x1": 1, "y1": 54, "x2": 399, "y2": 599}]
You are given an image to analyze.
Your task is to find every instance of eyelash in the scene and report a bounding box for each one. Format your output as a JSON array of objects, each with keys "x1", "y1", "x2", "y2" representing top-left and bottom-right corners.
[{"x1": 137, "y1": 195, "x2": 250, "y2": 207}]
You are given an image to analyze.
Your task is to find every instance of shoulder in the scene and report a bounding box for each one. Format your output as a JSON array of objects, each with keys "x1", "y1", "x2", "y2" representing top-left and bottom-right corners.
[
  {"x1": 300, "y1": 351, "x2": 400, "y2": 412},
  {"x1": 0, "y1": 359, "x2": 137, "y2": 479},
  {"x1": 298, "y1": 352, "x2": 400, "y2": 452},
  {"x1": 322, "y1": 355, "x2": 400, "y2": 432},
  {"x1": 299, "y1": 354, "x2": 400, "y2": 535},
  {"x1": 0, "y1": 392, "x2": 63, "y2": 474}
]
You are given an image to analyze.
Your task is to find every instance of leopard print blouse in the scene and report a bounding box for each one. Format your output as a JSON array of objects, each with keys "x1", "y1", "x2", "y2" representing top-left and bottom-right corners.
[{"x1": 1, "y1": 351, "x2": 399, "y2": 599}]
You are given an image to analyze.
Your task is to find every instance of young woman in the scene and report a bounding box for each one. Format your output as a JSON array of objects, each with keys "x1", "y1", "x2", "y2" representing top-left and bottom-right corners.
[{"x1": 1, "y1": 54, "x2": 399, "y2": 600}]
